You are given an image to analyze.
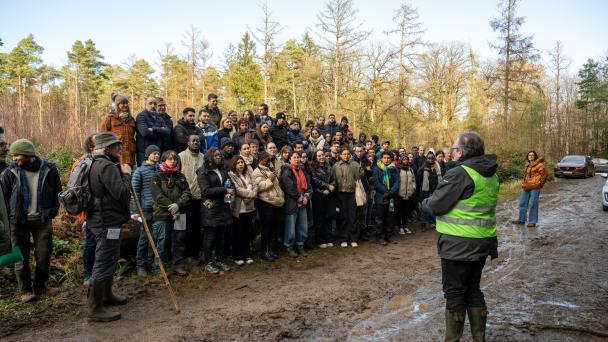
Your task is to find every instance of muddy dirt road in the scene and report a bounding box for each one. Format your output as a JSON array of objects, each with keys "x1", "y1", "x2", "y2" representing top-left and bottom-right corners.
[{"x1": 6, "y1": 176, "x2": 608, "y2": 341}]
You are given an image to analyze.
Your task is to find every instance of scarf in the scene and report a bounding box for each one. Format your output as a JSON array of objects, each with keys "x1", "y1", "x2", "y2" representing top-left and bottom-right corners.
[
  {"x1": 291, "y1": 164, "x2": 308, "y2": 194},
  {"x1": 377, "y1": 160, "x2": 391, "y2": 190},
  {"x1": 159, "y1": 161, "x2": 179, "y2": 174},
  {"x1": 242, "y1": 154, "x2": 254, "y2": 166},
  {"x1": 118, "y1": 112, "x2": 131, "y2": 122}
]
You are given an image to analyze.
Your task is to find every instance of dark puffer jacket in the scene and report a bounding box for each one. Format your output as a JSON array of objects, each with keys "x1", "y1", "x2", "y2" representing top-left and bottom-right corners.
[
  {"x1": 310, "y1": 163, "x2": 337, "y2": 194},
  {"x1": 197, "y1": 166, "x2": 233, "y2": 227},
  {"x1": 1, "y1": 158, "x2": 62, "y2": 225},
  {"x1": 87, "y1": 155, "x2": 132, "y2": 228},
  {"x1": 279, "y1": 164, "x2": 312, "y2": 215},
  {"x1": 173, "y1": 118, "x2": 203, "y2": 153}
]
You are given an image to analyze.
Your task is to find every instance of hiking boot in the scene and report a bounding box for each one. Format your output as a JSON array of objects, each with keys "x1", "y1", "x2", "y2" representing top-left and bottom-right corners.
[
  {"x1": 185, "y1": 257, "x2": 200, "y2": 266},
  {"x1": 20, "y1": 292, "x2": 37, "y2": 303},
  {"x1": 103, "y1": 279, "x2": 127, "y2": 306},
  {"x1": 172, "y1": 267, "x2": 188, "y2": 277},
  {"x1": 269, "y1": 249, "x2": 279, "y2": 259},
  {"x1": 88, "y1": 280, "x2": 121, "y2": 322},
  {"x1": 444, "y1": 310, "x2": 465, "y2": 342},
  {"x1": 204, "y1": 262, "x2": 220, "y2": 275},
  {"x1": 527, "y1": 223, "x2": 536, "y2": 227},
  {"x1": 262, "y1": 249, "x2": 275, "y2": 262},
  {"x1": 467, "y1": 307, "x2": 487, "y2": 342},
  {"x1": 136, "y1": 268, "x2": 148, "y2": 277},
  {"x1": 511, "y1": 220, "x2": 525, "y2": 225},
  {"x1": 296, "y1": 245, "x2": 307, "y2": 256},
  {"x1": 215, "y1": 261, "x2": 231, "y2": 272},
  {"x1": 286, "y1": 247, "x2": 299, "y2": 258}
]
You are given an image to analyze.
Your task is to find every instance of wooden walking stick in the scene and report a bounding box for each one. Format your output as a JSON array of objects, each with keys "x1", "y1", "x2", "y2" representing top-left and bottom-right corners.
[{"x1": 129, "y1": 185, "x2": 181, "y2": 314}]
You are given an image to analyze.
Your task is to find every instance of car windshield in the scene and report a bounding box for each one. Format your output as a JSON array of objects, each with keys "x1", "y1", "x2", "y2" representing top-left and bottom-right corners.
[
  {"x1": 593, "y1": 158, "x2": 608, "y2": 164},
  {"x1": 561, "y1": 156, "x2": 585, "y2": 164}
]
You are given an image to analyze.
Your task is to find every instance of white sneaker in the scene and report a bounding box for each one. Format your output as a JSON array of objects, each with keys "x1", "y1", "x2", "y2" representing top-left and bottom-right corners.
[
  {"x1": 399, "y1": 228, "x2": 406, "y2": 235},
  {"x1": 340, "y1": 242, "x2": 348, "y2": 248},
  {"x1": 235, "y1": 260, "x2": 245, "y2": 266},
  {"x1": 319, "y1": 244, "x2": 328, "y2": 249},
  {"x1": 351, "y1": 242, "x2": 358, "y2": 248},
  {"x1": 246, "y1": 258, "x2": 254, "y2": 264},
  {"x1": 327, "y1": 243, "x2": 334, "y2": 247},
  {"x1": 404, "y1": 227, "x2": 412, "y2": 234}
]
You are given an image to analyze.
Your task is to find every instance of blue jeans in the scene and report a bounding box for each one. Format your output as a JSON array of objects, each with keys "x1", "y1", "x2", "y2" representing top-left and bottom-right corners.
[
  {"x1": 519, "y1": 189, "x2": 540, "y2": 224},
  {"x1": 284, "y1": 207, "x2": 308, "y2": 248},
  {"x1": 151, "y1": 220, "x2": 186, "y2": 268},
  {"x1": 136, "y1": 220, "x2": 154, "y2": 269},
  {"x1": 83, "y1": 224, "x2": 96, "y2": 279},
  {"x1": 151, "y1": 220, "x2": 169, "y2": 269}
]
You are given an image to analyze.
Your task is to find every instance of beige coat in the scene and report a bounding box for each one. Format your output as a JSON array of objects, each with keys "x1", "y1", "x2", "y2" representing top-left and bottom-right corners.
[
  {"x1": 252, "y1": 164, "x2": 285, "y2": 207},
  {"x1": 398, "y1": 167, "x2": 416, "y2": 199},
  {"x1": 228, "y1": 171, "x2": 257, "y2": 217}
]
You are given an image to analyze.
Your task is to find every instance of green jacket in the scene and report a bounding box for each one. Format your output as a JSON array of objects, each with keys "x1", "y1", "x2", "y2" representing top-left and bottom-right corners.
[
  {"x1": 0, "y1": 187, "x2": 11, "y2": 256},
  {"x1": 332, "y1": 159, "x2": 362, "y2": 193},
  {"x1": 150, "y1": 171, "x2": 192, "y2": 220}
]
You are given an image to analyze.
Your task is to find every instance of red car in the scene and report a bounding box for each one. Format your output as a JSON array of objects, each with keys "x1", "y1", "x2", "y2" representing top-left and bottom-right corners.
[{"x1": 554, "y1": 155, "x2": 595, "y2": 178}]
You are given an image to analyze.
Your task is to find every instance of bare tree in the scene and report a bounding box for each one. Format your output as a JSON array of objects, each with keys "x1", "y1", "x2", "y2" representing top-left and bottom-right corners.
[
  {"x1": 251, "y1": 2, "x2": 283, "y2": 105},
  {"x1": 546, "y1": 41, "x2": 571, "y2": 154},
  {"x1": 385, "y1": 1, "x2": 424, "y2": 144},
  {"x1": 317, "y1": 0, "x2": 370, "y2": 115},
  {"x1": 183, "y1": 26, "x2": 212, "y2": 105}
]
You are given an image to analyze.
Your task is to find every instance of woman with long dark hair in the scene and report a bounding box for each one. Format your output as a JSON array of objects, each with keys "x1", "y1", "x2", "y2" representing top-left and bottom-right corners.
[
  {"x1": 310, "y1": 150, "x2": 337, "y2": 248},
  {"x1": 242, "y1": 109, "x2": 257, "y2": 131},
  {"x1": 197, "y1": 147, "x2": 233, "y2": 274},
  {"x1": 228, "y1": 156, "x2": 258, "y2": 265},
  {"x1": 150, "y1": 150, "x2": 192, "y2": 276},
  {"x1": 254, "y1": 122, "x2": 273, "y2": 150},
  {"x1": 513, "y1": 150, "x2": 547, "y2": 227}
]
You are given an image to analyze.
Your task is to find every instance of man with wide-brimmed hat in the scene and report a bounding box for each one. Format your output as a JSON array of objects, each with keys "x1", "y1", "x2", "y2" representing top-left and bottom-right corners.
[
  {"x1": 86, "y1": 132, "x2": 132, "y2": 322},
  {"x1": 1, "y1": 139, "x2": 62, "y2": 303}
]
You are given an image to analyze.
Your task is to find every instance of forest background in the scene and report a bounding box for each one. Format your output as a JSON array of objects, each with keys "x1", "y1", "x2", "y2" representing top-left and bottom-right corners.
[{"x1": 0, "y1": 0, "x2": 606, "y2": 172}]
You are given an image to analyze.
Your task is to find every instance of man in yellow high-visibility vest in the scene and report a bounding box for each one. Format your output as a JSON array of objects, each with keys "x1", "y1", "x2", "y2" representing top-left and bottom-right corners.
[{"x1": 422, "y1": 132, "x2": 499, "y2": 342}]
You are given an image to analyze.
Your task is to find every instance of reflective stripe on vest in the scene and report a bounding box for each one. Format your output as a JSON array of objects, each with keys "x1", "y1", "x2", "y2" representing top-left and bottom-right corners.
[{"x1": 436, "y1": 164, "x2": 499, "y2": 239}]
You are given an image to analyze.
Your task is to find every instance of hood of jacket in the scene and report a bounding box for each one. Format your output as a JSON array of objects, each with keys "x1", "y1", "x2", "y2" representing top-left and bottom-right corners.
[{"x1": 461, "y1": 154, "x2": 498, "y2": 177}]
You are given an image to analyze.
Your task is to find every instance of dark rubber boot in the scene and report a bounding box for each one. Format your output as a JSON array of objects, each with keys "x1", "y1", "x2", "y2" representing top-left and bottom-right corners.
[
  {"x1": 467, "y1": 307, "x2": 487, "y2": 342},
  {"x1": 103, "y1": 278, "x2": 127, "y2": 306},
  {"x1": 88, "y1": 280, "x2": 121, "y2": 322},
  {"x1": 444, "y1": 310, "x2": 466, "y2": 342}
]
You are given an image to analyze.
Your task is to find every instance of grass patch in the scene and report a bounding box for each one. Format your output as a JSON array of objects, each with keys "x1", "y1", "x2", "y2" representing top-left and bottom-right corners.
[{"x1": 499, "y1": 179, "x2": 522, "y2": 203}]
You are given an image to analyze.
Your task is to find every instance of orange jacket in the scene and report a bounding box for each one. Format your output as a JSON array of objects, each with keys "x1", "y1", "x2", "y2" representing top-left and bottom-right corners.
[
  {"x1": 522, "y1": 157, "x2": 547, "y2": 190},
  {"x1": 100, "y1": 113, "x2": 136, "y2": 166}
]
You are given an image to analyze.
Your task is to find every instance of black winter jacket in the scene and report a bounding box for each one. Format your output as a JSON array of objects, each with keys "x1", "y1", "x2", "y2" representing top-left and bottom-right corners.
[
  {"x1": 269, "y1": 125, "x2": 289, "y2": 150},
  {"x1": 310, "y1": 164, "x2": 337, "y2": 195},
  {"x1": 173, "y1": 118, "x2": 203, "y2": 153},
  {"x1": 197, "y1": 166, "x2": 233, "y2": 227},
  {"x1": 415, "y1": 163, "x2": 438, "y2": 197},
  {"x1": 87, "y1": 155, "x2": 132, "y2": 228},
  {"x1": 1, "y1": 158, "x2": 61, "y2": 225},
  {"x1": 279, "y1": 164, "x2": 312, "y2": 215}
]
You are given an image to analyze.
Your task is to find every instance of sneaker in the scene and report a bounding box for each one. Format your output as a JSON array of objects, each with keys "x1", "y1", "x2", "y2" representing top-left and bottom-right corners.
[
  {"x1": 527, "y1": 223, "x2": 536, "y2": 227},
  {"x1": 340, "y1": 242, "x2": 348, "y2": 248},
  {"x1": 319, "y1": 244, "x2": 328, "y2": 249},
  {"x1": 327, "y1": 243, "x2": 334, "y2": 247},
  {"x1": 297, "y1": 246, "x2": 307, "y2": 256},
  {"x1": 399, "y1": 228, "x2": 406, "y2": 235},
  {"x1": 286, "y1": 247, "x2": 299, "y2": 258},
  {"x1": 173, "y1": 267, "x2": 188, "y2": 277},
  {"x1": 511, "y1": 220, "x2": 525, "y2": 225},
  {"x1": 215, "y1": 261, "x2": 231, "y2": 272},
  {"x1": 351, "y1": 242, "x2": 358, "y2": 248},
  {"x1": 235, "y1": 259, "x2": 245, "y2": 266},
  {"x1": 136, "y1": 268, "x2": 148, "y2": 277},
  {"x1": 20, "y1": 292, "x2": 37, "y2": 303},
  {"x1": 404, "y1": 227, "x2": 412, "y2": 234},
  {"x1": 204, "y1": 262, "x2": 220, "y2": 275},
  {"x1": 245, "y1": 258, "x2": 254, "y2": 265}
]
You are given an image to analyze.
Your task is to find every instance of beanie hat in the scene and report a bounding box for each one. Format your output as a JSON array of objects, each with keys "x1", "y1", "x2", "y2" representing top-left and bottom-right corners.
[
  {"x1": 9, "y1": 139, "x2": 37, "y2": 156},
  {"x1": 94, "y1": 132, "x2": 122, "y2": 150},
  {"x1": 275, "y1": 112, "x2": 286, "y2": 120},
  {"x1": 145, "y1": 145, "x2": 161, "y2": 158},
  {"x1": 111, "y1": 92, "x2": 129, "y2": 105},
  {"x1": 220, "y1": 137, "x2": 235, "y2": 149}
]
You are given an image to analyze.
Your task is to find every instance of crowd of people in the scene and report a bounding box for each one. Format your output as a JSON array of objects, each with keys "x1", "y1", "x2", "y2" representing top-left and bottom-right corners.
[{"x1": 0, "y1": 91, "x2": 506, "y2": 336}]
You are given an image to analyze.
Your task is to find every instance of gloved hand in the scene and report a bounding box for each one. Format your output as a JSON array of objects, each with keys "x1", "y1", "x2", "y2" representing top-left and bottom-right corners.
[{"x1": 168, "y1": 203, "x2": 179, "y2": 216}]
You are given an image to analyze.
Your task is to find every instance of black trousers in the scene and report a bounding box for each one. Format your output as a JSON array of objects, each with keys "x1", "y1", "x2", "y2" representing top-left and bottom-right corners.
[
  {"x1": 201, "y1": 225, "x2": 225, "y2": 264},
  {"x1": 232, "y1": 211, "x2": 254, "y2": 260},
  {"x1": 258, "y1": 201, "x2": 282, "y2": 251},
  {"x1": 312, "y1": 192, "x2": 331, "y2": 244},
  {"x1": 185, "y1": 199, "x2": 202, "y2": 259},
  {"x1": 11, "y1": 219, "x2": 53, "y2": 294},
  {"x1": 441, "y1": 258, "x2": 487, "y2": 312},
  {"x1": 374, "y1": 204, "x2": 394, "y2": 241},
  {"x1": 397, "y1": 197, "x2": 415, "y2": 228},
  {"x1": 337, "y1": 192, "x2": 358, "y2": 242}
]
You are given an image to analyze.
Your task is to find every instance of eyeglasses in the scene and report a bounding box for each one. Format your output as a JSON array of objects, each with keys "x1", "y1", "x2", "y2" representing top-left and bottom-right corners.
[{"x1": 451, "y1": 147, "x2": 459, "y2": 151}]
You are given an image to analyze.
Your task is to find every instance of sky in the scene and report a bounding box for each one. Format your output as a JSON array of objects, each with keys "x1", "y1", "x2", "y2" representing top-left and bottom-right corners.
[{"x1": 1, "y1": 0, "x2": 607, "y2": 74}]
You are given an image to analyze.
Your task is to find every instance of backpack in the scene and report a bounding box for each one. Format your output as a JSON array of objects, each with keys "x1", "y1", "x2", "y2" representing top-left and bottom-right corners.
[{"x1": 59, "y1": 157, "x2": 94, "y2": 215}]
